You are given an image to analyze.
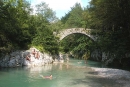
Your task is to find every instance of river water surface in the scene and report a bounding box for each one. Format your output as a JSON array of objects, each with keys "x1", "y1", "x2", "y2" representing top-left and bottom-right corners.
[{"x1": 0, "y1": 59, "x2": 124, "y2": 87}]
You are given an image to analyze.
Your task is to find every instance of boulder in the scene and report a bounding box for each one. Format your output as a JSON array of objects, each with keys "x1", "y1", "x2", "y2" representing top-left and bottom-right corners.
[{"x1": 0, "y1": 47, "x2": 53, "y2": 68}]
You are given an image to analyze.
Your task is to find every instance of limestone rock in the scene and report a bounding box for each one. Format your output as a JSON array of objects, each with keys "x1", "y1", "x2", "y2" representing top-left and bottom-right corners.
[{"x1": 0, "y1": 47, "x2": 53, "y2": 67}]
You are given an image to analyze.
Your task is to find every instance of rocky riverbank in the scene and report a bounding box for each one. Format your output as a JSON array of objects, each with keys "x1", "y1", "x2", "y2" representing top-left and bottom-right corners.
[
  {"x1": 0, "y1": 47, "x2": 53, "y2": 67},
  {"x1": 91, "y1": 67, "x2": 130, "y2": 87}
]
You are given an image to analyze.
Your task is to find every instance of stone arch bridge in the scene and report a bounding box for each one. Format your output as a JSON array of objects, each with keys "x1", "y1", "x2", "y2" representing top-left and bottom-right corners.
[{"x1": 54, "y1": 28, "x2": 97, "y2": 41}]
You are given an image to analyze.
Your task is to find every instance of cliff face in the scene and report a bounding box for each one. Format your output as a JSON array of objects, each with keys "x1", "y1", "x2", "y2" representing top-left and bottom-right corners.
[{"x1": 0, "y1": 48, "x2": 53, "y2": 68}]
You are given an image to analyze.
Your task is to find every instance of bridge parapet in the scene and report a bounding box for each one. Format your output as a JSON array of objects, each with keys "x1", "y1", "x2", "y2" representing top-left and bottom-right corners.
[{"x1": 55, "y1": 28, "x2": 97, "y2": 41}]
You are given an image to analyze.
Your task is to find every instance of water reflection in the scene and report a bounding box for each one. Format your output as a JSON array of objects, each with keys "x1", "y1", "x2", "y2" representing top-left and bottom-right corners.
[
  {"x1": 59, "y1": 63, "x2": 63, "y2": 70},
  {"x1": 23, "y1": 64, "x2": 52, "y2": 73},
  {"x1": 22, "y1": 64, "x2": 53, "y2": 82}
]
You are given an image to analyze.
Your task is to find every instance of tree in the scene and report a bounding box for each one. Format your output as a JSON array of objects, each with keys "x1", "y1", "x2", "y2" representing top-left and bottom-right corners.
[
  {"x1": 0, "y1": 0, "x2": 32, "y2": 54},
  {"x1": 32, "y1": 2, "x2": 59, "y2": 55},
  {"x1": 60, "y1": 33, "x2": 94, "y2": 59},
  {"x1": 35, "y1": 2, "x2": 58, "y2": 22},
  {"x1": 61, "y1": 3, "x2": 84, "y2": 28},
  {"x1": 88, "y1": 0, "x2": 130, "y2": 66}
]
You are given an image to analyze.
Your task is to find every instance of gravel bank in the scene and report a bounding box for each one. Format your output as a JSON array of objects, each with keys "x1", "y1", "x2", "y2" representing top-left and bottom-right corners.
[{"x1": 91, "y1": 67, "x2": 130, "y2": 87}]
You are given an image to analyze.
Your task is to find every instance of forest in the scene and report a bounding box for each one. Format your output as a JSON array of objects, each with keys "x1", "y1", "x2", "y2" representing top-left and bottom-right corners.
[{"x1": 0, "y1": 0, "x2": 130, "y2": 69}]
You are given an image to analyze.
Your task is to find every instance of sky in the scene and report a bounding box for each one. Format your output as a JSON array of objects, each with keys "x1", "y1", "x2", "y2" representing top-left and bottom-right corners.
[{"x1": 27, "y1": 0, "x2": 91, "y2": 19}]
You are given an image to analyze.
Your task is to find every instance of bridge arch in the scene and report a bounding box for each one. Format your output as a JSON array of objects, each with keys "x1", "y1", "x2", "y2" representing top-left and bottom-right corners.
[{"x1": 55, "y1": 28, "x2": 97, "y2": 41}]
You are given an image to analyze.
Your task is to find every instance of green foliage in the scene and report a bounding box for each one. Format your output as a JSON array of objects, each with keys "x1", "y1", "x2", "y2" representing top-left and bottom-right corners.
[
  {"x1": 59, "y1": 2, "x2": 97, "y2": 59},
  {"x1": 89, "y1": 0, "x2": 130, "y2": 60},
  {"x1": 0, "y1": 0, "x2": 32, "y2": 54},
  {"x1": 0, "y1": 0, "x2": 59, "y2": 57},
  {"x1": 33, "y1": 28, "x2": 59, "y2": 54},
  {"x1": 35, "y1": 2, "x2": 58, "y2": 22},
  {"x1": 61, "y1": 3, "x2": 84, "y2": 28},
  {"x1": 60, "y1": 34, "x2": 95, "y2": 59},
  {"x1": 50, "y1": 20, "x2": 64, "y2": 33},
  {"x1": 32, "y1": 2, "x2": 59, "y2": 55}
]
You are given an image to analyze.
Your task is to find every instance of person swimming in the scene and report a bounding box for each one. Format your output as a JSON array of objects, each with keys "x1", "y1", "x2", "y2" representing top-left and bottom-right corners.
[{"x1": 42, "y1": 75, "x2": 52, "y2": 79}]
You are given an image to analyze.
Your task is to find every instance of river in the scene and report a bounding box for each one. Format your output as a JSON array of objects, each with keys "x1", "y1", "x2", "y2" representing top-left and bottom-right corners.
[{"x1": 0, "y1": 59, "x2": 126, "y2": 87}]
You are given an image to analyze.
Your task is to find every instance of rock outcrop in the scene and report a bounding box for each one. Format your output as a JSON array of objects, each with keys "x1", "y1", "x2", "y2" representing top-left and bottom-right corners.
[{"x1": 0, "y1": 48, "x2": 53, "y2": 68}]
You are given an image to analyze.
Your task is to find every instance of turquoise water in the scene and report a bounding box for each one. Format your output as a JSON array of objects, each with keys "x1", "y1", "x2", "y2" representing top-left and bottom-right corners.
[
  {"x1": 0, "y1": 59, "x2": 122, "y2": 87},
  {"x1": 68, "y1": 59, "x2": 107, "y2": 67}
]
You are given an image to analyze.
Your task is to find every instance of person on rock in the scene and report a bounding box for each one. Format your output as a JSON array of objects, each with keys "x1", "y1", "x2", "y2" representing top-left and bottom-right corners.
[
  {"x1": 32, "y1": 49, "x2": 37, "y2": 57},
  {"x1": 26, "y1": 54, "x2": 31, "y2": 61},
  {"x1": 35, "y1": 51, "x2": 40, "y2": 59}
]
